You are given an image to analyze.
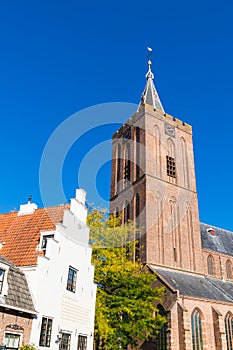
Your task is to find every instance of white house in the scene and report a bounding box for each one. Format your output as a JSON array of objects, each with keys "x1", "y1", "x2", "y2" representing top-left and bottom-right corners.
[{"x1": 0, "y1": 189, "x2": 96, "y2": 350}]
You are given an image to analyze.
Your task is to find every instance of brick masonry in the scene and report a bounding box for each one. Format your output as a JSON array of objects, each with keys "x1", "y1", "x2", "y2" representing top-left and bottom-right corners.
[
  {"x1": 0, "y1": 308, "x2": 33, "y2": 347},
  {"x1": 110, "y1": 103, "x2": 233, "y2": 349}
]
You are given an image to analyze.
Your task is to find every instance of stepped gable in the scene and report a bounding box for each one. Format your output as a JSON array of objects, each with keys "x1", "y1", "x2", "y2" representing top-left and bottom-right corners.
[
  {"x1": 0, "y1": 205, "x2": 69, "y2": 266},
  {"x1": 201, "y1": 222, "x2": 233, "y2": 257},
  {"x1": 149, "y1": 265, "x2": 233, "y2": 303}
]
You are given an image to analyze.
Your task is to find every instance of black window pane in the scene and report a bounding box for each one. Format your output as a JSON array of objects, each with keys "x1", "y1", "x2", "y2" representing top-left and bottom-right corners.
[
  {"x1": 59, "y1": 333, "x2": 71, "y2": 350},
  {"x1": 77, "y1": 335, "x2": 87, "y2": 350},
  {"x1": 39, "y1": 317, "x2": 53, "y2": 347},
  {"x1": 166, "y1": 156, "x2": 176, "y2": 178},
  {"x1": 67, "y1": 267, "x2": 77, "y2": 293}
]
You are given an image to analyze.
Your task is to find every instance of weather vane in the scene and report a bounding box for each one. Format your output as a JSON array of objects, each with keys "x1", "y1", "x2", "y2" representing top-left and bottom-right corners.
[{"x1": 147, "y1": 47, "x2": 153, "y2": 62}]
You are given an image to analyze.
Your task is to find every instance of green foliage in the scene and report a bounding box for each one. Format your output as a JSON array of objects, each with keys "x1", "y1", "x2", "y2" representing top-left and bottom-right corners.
[
  {"x1": 20, "y1": 345, "x2": 37, "y2": 350},
  {"x1": 88, "y1": 208, "x2": 166, "y2": 350},
  {"x1": 88, "y1": 208, "x2": 137, "y2": 249}
]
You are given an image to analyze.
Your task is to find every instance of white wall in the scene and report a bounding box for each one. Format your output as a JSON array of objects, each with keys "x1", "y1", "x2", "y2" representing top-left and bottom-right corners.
[{"x1": 22, "y1": 190, "x2": 96, "y2": 350}]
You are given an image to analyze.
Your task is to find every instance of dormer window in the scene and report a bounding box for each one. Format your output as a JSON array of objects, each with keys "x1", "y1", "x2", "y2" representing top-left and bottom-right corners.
[
  {"x1": 41, "y1": 235, "x2": 54, "y2": 255},
  {"x1": 0, "y1": 269, "x2": 5, "y2": 293},
  {"x1": 207, "y1": 227, "x2": 215, "y2": 236}
]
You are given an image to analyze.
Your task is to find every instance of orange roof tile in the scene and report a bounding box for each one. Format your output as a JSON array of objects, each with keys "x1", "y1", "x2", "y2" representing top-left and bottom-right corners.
[{"x1": 0, "y1": 205, "x2": 70, "y2": 266}]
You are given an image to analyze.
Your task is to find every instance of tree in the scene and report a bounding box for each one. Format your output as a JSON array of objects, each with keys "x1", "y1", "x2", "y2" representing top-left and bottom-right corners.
[
  {"x1": 20, "y1": 345, "x2": 37, "y2": 350},
  {"x1": 88, "y1": 209, "x2": 166, "y2": 350}
]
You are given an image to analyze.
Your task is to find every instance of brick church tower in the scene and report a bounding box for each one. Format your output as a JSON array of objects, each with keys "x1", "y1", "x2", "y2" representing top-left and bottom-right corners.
[{"x1": 110, "y1": 57, "x2": 203, "y2": 274}]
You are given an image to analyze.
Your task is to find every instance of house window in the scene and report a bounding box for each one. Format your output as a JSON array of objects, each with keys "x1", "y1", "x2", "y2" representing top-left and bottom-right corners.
[
  {"x1": 225, "y1": 312, "x2": 233, "y2": 350},
  {"x1": 191, "y1": 309, "x2": 203, "y2": 350},
  {"x1": 67, "y1": 267, "x2": 77, "y2": 293},
  {"x1": 207, "y1": 255, "x2": 216, "y2": 276},
  {"x1": 166, "y1": 156, "x2": 176, "y2": 178},
  {"x1": 4, "y1": 333, "x2": 20, "y2": 350},
  {"x1": 59, "y1": 333, "x2": 71, "y2": 350},
  {"x1": 226, "y1": 260, "x2": 233, "y2": 279},
  {"x1": 0, "y1": 269, "x2": 5, "y2": 293},
  {"x1": 39, "y1": 317, "x2": 53, "y2": 347},
  {"x1": 77, "y1": 335, "x2": 87, "y2": 350}
]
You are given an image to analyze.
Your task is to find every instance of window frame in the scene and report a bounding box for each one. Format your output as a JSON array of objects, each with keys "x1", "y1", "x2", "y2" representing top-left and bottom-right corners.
[
  {"x1": 59, "y1": 332, "x2": 71, "y2": 350},
  {"x1": 41, "y1": 234, "x2": 55, "y2": 255},
  {"x1": 166, "y1": 155, "x2": 176, "y2": 178},
  {"x1": 225, "y1": 312, "x2": 233, "y2": 350},
  {"x1": 39, "y1": 316, "x2": 53, "y2": 347},
  {"x1": 0, "y1": 268, "x2": 5, "y2": 294},
  {"x1": 67, "y1": 266, "x2": 78, "y2": 293},
  {"x1": 155, "y1": 305, "x2": 168, "y2": 350},
  {"x1": 135, "y1": 127, "x2": 140, "y2": 179},
  {"x1": 77, "y1": 335, "x2": 87, "y2": 350},
  {"x1": 207, "y1": 254, "x2": 216, "y2": 276},
  {"x1": 191, "y1": 309, "x2": 204, "y2": 350},
  {"x1": 3, "y1": 332, "x2": 21, "y2": 350},
  {"x1": 226, "y1": 260, "x2": 233, "y2": 279}
]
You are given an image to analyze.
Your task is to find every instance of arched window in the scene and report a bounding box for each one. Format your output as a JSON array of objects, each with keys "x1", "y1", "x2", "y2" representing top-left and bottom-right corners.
[
  {"x1": 226, "y1": 260, "x2": 233, "y2": 279},
  {"x1": 135, "y1": 193, "x2": 140, "y2": 261},
  {"x1": 135, "y1": 193, "x2": 140, "y2": 226},
  {"x1": 124, "y1": 143, "x2": 131, "y2": 186},
  {"x1": 135, "y1": 127, "x2": 140, "y2": 179},
  {"x1": 154, "y1": 125, "x2": 161, "y2": 178},
  {"x1": 155, "y1": 305, "x2": 167, "y2": 350},
  {"x1": 191, "y1": 309, "x2": 204, "y2": 350},
  {"x1": 124, "y1": 201, "x2": 130, "y2": 224},
  {"x1": 117, "y1": 144, "x2": 121, "y2": 192},
  {"x1": 225, "y1": 312, "x2": 233, "y2": 350},
  {"x1": 207, "y1": 255, "x2": 216, "y2": 276},
  {"x1": 181, "y1": 137, "x2": 190, "y2": 189}
]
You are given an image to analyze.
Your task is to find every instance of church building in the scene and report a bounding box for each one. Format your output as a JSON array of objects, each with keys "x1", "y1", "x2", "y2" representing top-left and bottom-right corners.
[{"x1": 110, "y1": 56, "x2": 233, "y2": 349}]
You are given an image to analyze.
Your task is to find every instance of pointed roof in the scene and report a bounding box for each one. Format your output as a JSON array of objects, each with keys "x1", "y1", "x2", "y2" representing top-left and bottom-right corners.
[{"x1": 139, "y1": 59, "x2": 164, "y2": 112}]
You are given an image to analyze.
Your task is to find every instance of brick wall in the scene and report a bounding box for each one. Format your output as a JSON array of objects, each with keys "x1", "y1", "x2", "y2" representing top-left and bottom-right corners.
[
  {"x1": 0, "y1": 308, "x2": 33, "y2": 347},
  {"x1": 110, "y1": 105, "x2": 203, "y2": 272}
]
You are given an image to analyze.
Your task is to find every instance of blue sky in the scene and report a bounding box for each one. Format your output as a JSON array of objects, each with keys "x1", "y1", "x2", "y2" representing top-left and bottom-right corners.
[{"x1": 0, "y1": 0, "x2": 233, "y2": 230}]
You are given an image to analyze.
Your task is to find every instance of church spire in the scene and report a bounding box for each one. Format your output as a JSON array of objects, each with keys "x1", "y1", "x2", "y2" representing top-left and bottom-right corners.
[{"x1": 139, "y1": 48, "x2": 164, "y2": 112}]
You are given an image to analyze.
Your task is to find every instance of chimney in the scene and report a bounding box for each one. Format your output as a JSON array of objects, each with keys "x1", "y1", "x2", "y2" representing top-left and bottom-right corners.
[{"x1": 18, "y1": 196, "x2": 38, "y2": 216}]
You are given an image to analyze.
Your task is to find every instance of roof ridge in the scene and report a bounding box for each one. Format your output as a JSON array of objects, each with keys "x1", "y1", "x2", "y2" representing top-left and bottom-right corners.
[
  {"x1": 204, "y1": 276, "x2": 233, "y2": 303},
  {"x1": 201, "y1": 222, "x2": 233, "y2": 234},
  {"x1": 0, "y1": 203, "x2": 70, "y2": 217}
]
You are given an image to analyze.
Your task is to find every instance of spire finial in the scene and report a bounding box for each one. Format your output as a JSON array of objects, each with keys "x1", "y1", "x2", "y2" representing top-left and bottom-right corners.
[
  {"x1": 137, "y1": 47, "x2": 165, "y2": 112},
  {"x1": 147, "y1": 47, "x2": 153, "y2": 68},
  {"x1": 146, "y1": 47, "x2": 154, "y2": 80}
]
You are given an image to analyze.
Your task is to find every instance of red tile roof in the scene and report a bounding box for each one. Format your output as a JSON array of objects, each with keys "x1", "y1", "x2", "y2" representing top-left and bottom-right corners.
[{"x1": 0, "y1": 205, "x2": 69, "y2": 266}]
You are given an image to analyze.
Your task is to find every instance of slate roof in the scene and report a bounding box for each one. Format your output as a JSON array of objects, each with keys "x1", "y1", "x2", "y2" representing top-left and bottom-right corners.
[
  {"x1": 201, "y1": 222, "x2": 233, "y2": 257},
  {"x1": 0, "y1": 205, "x2": 69, "y2": 266},
  {"x1": 139, "y1": 61, "x2": 164, "y2": 112},
  {"x1": 0, "y1": 255, "x2": 36, "y2": 313},
  {"x1": 149, "y1": 265, "x2": 233, "y2": 304}
]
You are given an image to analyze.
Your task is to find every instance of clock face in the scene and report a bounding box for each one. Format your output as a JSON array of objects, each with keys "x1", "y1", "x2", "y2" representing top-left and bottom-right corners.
[{"x1": 164, "y1": 122, "x2": 176, "y2": 138}]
